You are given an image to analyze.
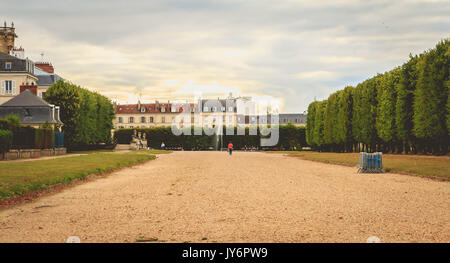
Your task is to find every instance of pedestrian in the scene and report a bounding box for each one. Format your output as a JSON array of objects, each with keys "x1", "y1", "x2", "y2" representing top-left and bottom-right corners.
[
  {"x1": 228, "y1": 141, "x2": 233, "y2": 155},
  {"x1": 161, "y1": 141, "x2": 165, "y2": 150}
]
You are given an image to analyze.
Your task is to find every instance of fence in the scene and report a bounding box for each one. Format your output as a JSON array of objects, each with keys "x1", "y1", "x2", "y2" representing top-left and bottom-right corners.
[
  {"x1": 54, "y1": 131, "x2": 64, "y2": 148},
  {"x1": 358, "y1": 152, "x2": 384, "y2": 173}
]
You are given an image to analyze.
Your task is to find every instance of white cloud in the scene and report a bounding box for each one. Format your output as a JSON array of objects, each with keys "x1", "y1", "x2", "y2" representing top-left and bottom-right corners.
[{"x1": 2, "y1": 0, "x2": 449, "y2": 112}]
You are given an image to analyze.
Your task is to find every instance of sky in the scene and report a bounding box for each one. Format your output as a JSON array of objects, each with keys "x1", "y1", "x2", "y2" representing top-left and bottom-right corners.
[{"x1": 2, "y1": 0, "x2": 449, "y2": 113}]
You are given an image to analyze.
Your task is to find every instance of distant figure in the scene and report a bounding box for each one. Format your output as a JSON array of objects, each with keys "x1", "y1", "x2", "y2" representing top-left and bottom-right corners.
[
  {"x1": 228, "y1": 142, "x2": 233, "y2": 155},
  {"x1": 161, "y1": 141, "x2": 165, "y2": 150}
]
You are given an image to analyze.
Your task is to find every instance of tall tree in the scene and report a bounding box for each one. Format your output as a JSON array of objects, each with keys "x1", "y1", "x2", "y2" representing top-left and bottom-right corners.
[
  {"x1": 413, "y1": 40, "x2": 449, "y2": 154},
  {"x1": 336, "y1": 86, "x2": 354, "y2": 152},
  {"x1": 395, "y1": 55, "x2": 418, "y2": 153},
  {"x1": 376, "y1": 68, "x2": 400, "y2": 152}
]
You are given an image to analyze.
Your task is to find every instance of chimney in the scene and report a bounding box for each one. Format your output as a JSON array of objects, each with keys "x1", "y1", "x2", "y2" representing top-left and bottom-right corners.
[
  {"x1": 35, "y1": 62, "x2": 54, "y2": 74},
  {"x1": 20, "y1": 84, "x2": 38, "y2": 95}
]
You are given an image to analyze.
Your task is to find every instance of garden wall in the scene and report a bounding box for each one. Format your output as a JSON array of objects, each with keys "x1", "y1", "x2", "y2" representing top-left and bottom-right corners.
[{"x1": 0, "y1": 148, "x2": 67, "y2": 161}]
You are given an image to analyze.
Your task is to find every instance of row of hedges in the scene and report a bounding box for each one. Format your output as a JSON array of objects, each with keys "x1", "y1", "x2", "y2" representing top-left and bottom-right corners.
[
  {"x1": 0, "y1": 115, "x2": 55, "y2": 152},
  {"x1": 0, "y1": 129, "x2": 13, "y2": 154},
  {"x1": 43, "y1": 80, "x2": 115, "y2": 150},
  {"x1": 114, "y1": 124, "x2": 307, "y2": 150},
  {"x1": 306, "y1": 39, "x2": 449, "y2": 155}
]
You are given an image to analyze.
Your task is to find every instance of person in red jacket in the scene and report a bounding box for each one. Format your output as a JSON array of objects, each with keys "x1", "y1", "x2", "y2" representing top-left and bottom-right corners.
[{"x1": 228, "y1": 142, "x2": 233, "y2": 155}]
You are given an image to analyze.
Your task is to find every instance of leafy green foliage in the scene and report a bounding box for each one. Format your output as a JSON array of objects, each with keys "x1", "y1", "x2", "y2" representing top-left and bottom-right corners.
[
  {"x1": 0, "y1": 129, "x2": 13, "y2": 154},
  {"x1": 44, "y1": 80, "x2": 115, "y2": 149},
  {"x1": 114, "y1": 125, "x2": 307, "y2": 150},
  {"x1": 306, "y1": 39, "x2": 449, "y2": 154}
]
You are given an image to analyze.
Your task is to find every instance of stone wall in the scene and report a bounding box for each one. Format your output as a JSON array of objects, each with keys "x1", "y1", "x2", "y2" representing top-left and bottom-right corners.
[{"x1": 0, "y1": 148, "x2": 67, "y2": 161}]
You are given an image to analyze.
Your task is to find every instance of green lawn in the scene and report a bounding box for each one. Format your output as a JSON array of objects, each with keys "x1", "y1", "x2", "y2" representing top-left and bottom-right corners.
[
  {"x1": 0, "y1": 151, "x2": 158, "y2": 201},
  {"x1": 267, "y1": 151, "x2": 450, "y2": 180}
]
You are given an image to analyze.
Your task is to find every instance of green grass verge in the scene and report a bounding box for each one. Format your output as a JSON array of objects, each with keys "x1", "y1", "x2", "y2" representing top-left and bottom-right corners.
[
  {"x1": 0, "y1": 151, "x2": 157, "y2": 201},
  {"x1": 267, "y1": 151, "x2": 450, "y2": 180}
]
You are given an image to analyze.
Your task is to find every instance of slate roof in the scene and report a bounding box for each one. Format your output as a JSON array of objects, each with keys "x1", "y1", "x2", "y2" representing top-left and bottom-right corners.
[
  {"x1": 34, "y1": 66, "x2": 63, "y2": 86},
  {"x1": 0, "y1": 90, "x2": 63, "y2": 124},
  {"x1": 0, "y1": 51, "x2": 34, "y2": 74},
  {"x1": 200, "y1": 99, "x2": 237, "y2": 112},
  {"x1": 0, "y1": 89, "x2": 50, "y2": 107}
]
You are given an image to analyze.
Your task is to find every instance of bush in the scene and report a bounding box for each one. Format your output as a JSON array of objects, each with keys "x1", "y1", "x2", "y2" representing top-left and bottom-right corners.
[
  {"x1": 34, "y1": 128, "x2": 54, "y2": 149},
  {"x1": 0, "y1": 129, "x2": 13, "y2": 154},
  {"x1": 44, "y1": 80, "x2": 115, "y2": 149},
  {"x1": 114, "y1": 125, "x2": 307, "y2": 150},
  {"x1": 12, "y1": 126, "x2": 35, "y2": 149}
]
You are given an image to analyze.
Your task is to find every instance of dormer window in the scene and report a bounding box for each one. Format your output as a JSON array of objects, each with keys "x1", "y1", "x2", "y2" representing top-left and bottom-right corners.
[
  {"x1": 161, "y1": 107, "x2": 166, "y2": 113},
  {"x1": 228, "y1": 106, "x2": 233, "y2": 112},
  {"x1": 204, "y1": 106, "x2": 209, "y2": 112},
  {"x1": 141, "y1": 107, "x2": 146, "y2": 113},
  {"x1": 5, "y1": 62, "x2": 12, "y2": 70}
]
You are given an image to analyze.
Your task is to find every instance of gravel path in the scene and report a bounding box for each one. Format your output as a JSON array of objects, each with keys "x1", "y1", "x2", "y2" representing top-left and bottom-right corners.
[{"x1": 0, "y1": 151, "x2": 449, "y2": 243}]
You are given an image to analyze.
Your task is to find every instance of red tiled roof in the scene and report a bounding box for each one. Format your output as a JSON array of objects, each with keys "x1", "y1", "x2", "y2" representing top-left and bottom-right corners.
[{"x1": 115, "y1": 103, "x2": 196, "y2": 114}]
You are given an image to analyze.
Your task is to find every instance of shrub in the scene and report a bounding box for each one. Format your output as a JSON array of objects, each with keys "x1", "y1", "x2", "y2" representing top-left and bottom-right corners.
[
  {"x1": 44, "y1": 80, "x2": 115, "y2": 149},
  {"x1": 113, "y1": 125, "x2": 307, "y2": 150},
  {"x1": 0, "y1": 129, "x2": 13, "y2": 154},
  {"x1": 12, "y1": 126, "x2": 35, "y2": 149}
]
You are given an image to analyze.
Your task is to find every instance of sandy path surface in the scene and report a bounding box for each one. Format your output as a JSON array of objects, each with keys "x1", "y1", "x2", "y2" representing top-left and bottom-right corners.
[{"x1": 0, "y1": 151, "x2": 449, "y2": 243}]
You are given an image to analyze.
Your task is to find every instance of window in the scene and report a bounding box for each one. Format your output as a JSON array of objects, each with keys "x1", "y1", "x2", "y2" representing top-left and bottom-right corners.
[
  {"x1": 203, "y1": 106, "x2": 209, "y2": 112},
  {"x1": 5, "y1": 62, "x2": 12, "y2": 70},
  {"x1": 228, "y1": 106, "x2": 233, "y2": 112},
  {"x1": 5, "y1": 80, "x2": 13, "y2": 94},
  {"x1": 24, "y1": 108, "x2": 32, "y2": 117},
  {"x1": 129, "y1": 117, "x2": 134, "y2": 123},
  {"x1": 118, "y1": 117, "x2": 123, "y2": 123},
  {"x1": 149, "y1": 116, "x2": 154, "y2": 123},
  {"x1": 221, "y1": 107, "x2": 225, "y2": 112},
  {"x1": 213, "y1": 106, "x2": 217, "y2": 112},
  {"x1": 141, "y1": 117, "x2": 146, "y2": 123},
  {"x1": 161, "y1": 107, "x2": 166, "y2": 113},
  {"x1": 141, "y1": 107, "x2": 146, "y2": 113},
  {"x1": 161, "y1": 117, "x2": 165, "y2": 123}
]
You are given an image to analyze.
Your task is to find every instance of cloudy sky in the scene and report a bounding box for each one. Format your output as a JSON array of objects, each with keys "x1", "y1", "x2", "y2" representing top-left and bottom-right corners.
[{"x1": 3, "y1": 0, "x2": 449, "y2": 112}]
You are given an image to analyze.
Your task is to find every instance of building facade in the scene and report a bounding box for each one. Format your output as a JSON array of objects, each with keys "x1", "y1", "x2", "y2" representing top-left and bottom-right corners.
[
  {"x1": 34, "y1": 62, "x2": 62, "y2": 98},
  {"x1": 113, "y1": 97, "x2": 306, "y2": 129},
  {"x1": 0, "y1": 52, "x2": 38, "y2": 104}
]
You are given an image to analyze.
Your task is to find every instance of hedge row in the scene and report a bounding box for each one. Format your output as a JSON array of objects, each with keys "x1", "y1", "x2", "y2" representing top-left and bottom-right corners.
[
  {"x1": 114, "y1": 124, "x2": 307, "y2": 150},
  {"x1": 0, "y1": 129, "x2": 12, "y2": 154},
  {"x1": 306, "y1": 39, "x2": 449, "y2": 155},
  {"x1": 0, "y1": 116, "x2": 55, "y2": 150},
  {"x1": 44, "y1": 80, "x2": 115, "y2": 149}
]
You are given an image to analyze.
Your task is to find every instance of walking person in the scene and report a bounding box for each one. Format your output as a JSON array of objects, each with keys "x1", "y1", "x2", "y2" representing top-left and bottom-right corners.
[
  {"x1": 228, "y1": 141, "x2": 233, "y2": 156},
  {"x1": 161, "y1": 141, "x2": 165, "y2": 150}
]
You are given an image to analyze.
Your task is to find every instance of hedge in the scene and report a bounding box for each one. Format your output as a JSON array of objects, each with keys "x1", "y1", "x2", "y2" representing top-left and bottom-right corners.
[
  {"x1": 0, "y1": 129, "x2": 13, "y2": 154},
  {"x1": 0, "y1": 116, "x2": 57, "y2": 150},
  {"x1": 44, "y1": 80, "x2": 115, "y2": 149},
  {"x1": 306, "y1": 39, "x2": 449, "y2": 155},
  {"x1": 114, "y1": 124, "x2": 307, "y2": 150}
]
